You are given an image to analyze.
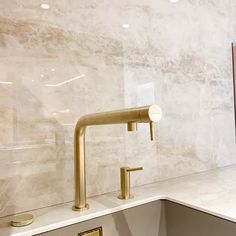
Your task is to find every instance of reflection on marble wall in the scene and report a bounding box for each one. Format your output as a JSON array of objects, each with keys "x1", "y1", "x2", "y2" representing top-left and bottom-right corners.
[{"x1": 0, "y1": 0, "x2": 236, "y2": 217}]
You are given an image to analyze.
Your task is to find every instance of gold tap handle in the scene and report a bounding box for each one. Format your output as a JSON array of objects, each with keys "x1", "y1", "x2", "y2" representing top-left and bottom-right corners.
[
  {"x1": 127, "y1": 167, "x2": 144, "y2": 172},
  {"x1": 149, "y1": 121, "x2": 155, "y2": 141}
]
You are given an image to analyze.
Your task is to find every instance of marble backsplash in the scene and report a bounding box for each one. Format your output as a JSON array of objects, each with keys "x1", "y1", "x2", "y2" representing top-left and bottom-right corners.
[{"x1": 1, "y1": 0, "x2": 236, "y2": 217}]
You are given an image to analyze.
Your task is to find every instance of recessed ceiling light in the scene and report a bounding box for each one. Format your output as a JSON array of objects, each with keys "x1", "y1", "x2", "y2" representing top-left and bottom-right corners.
[
  {"x1": 169, "y1": 0, "x2": 179, "y2": 3},
  {"x1": 122, "y1": 24, "x2": 130, "y2": 28},
  {"x1": 40, "y1": 3, "x2": 50, "y2": 10}
]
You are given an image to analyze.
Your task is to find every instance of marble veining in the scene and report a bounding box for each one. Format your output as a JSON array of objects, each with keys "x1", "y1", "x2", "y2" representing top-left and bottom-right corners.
[{"x1": 0, "y1": 0, "x2": 236, "y2": 217}]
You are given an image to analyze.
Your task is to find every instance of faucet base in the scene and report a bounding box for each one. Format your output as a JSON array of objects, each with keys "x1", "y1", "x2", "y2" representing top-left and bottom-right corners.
[
  {"x1": 118, "y1": 194, "x2": 134, "y2": 200},
  {"x1": 72, "y1": 204, "x2": 89, "y2": 212}
]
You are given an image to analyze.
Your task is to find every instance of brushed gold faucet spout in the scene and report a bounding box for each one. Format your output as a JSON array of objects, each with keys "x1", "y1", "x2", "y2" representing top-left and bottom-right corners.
[{"x1": 73, "y1": 105, "x2": 162, "y2": 211}]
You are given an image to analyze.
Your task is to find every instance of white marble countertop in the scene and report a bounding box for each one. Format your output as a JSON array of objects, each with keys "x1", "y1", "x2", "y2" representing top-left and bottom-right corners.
[{"x1": 1, "y1": 164, "x2": 236, "y2": 236}]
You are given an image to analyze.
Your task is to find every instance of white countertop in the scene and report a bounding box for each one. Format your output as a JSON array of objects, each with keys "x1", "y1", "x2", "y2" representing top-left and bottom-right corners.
[{"x1": 1, "y1": 164, "x2": 236, "y2": 236}]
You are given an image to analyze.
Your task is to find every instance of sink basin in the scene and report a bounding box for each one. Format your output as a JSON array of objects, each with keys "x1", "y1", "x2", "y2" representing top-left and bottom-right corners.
[{"x1": 37, "y1": 200, "x2": 236, "y2": 236}]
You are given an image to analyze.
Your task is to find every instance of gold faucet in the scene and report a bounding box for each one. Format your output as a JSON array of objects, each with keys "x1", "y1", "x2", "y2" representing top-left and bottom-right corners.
[{"x1": 73, "y1": 105, "x2": 162, "y2": 211}]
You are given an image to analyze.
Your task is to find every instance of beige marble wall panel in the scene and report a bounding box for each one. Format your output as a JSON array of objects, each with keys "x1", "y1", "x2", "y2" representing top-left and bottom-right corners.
[{"x1": 0, "y1": 0, "x2": 236, "y2": 217}]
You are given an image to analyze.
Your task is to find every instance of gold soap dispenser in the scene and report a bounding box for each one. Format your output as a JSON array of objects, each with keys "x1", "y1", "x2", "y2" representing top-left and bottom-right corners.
[{"x1": 118, "y1": 166, "x2": 143, "y2": 200}]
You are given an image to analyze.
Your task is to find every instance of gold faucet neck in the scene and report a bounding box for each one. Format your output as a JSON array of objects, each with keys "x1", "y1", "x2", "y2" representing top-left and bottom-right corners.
[
  {"x1": 73, "y1": 105, "x2": 162, "y2": 211},
  {"x1": 77, "y1": 105, "x2": 162, "y2": 127}
]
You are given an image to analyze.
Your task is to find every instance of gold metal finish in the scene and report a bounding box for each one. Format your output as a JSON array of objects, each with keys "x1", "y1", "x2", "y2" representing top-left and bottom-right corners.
[
  {"x1": 149, "y1": 121, "x2": 155, "y2": 141},
  {"x1": 72, "y1": 204, "x2": 89, "y2": 212},
  {"x1": 127, "y1": 167, "x2": 144, "y2": 172},
  {"x1": 73, "y1": 104, "x2": 162, "y2": 211},
  {"x1": 127, "y1": 122, "x2": 138, "y2": 131},
  {"x1": 118, "y1": 166, "x2": 143, "y2": 200},
  {"x1": 78, "y1": 227, "x2": 103, "y2": 236},
  {"x1": 11, "y1": 213, "x2": 34, "y2": 227}
]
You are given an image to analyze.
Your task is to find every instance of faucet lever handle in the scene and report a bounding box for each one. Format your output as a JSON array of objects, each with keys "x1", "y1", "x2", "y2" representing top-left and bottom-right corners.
[{"x1": 149, "y1": 121, "x2": 155, "y2": 141}]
